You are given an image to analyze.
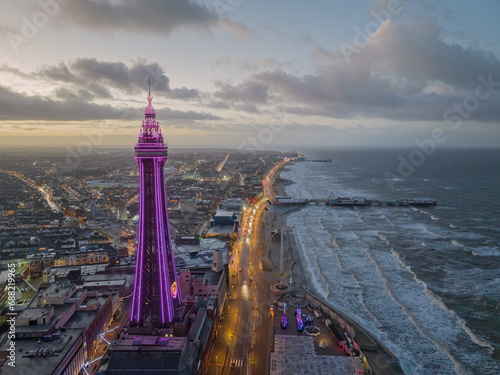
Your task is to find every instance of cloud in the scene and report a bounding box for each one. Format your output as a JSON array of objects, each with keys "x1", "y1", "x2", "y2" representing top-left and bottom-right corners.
[
  {"x1": 214, "y1": 80, "x2": 269, "y2": 104},
  {"x1": 61, "y1": 0, "x2": 218, "y2": 35},
  {"x1": 57, "y1": 0, "x2": 252, "y2": 38},
  {"x1": 0, "y1": 85, "x2": 219, "y2": 122},
  {"x1": 0, "y1": 84, "x2": 125, "y2": 121},
  {"x1": 233, "y1": 103, "x2": 260, "y2": 114},
  {"x1": 216, "y1": 19, "x2": 500, "y2": 123},
  {"x1": 156, "y1": 108, "x2": 220, "y2": 121},
  {"x1": 35, "y1": 58, "x2": 200, "y2": 100},
  {"x1": 55, "y1": 87, "x2": 96, "y2": 101}
]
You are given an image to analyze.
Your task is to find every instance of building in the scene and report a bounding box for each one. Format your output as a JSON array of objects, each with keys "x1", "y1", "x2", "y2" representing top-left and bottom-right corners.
[
  {"x1": 28, "y1": 253, "x2": 56, "y2": 275},
  {"x1": 54, "y1": 250, "x2": 109, "y2": 267},
  {"x1": 178, "y1": 255, "x2": 227, "y2": 315},
  {"x1": 103, "y1": 296, "x2": 219, "y2": 375},
  {"x1": 179, "y1": 197, "x2": 196, "y2": 213},
  {"x1": 105, "y1": 94, "x2": 220, "y2": 375},
  {"x1": 115, "y1": 201, "x2": 128, "y2": 221},
  {"x1": 270, "y1": 335, "x2": 364, "y2": 375},
  {"x1": 212, "y1": 210, "x2": 237, "y2": 226},
  {"x1": 0, "y1": 280, "x2": 118, "y2": 375},
  {"x1": 218, "y1": 198, "x2": 243, "y2": 211},
  {"x1": 130, "y1": 92, "x2": 181, "y2": 327}
]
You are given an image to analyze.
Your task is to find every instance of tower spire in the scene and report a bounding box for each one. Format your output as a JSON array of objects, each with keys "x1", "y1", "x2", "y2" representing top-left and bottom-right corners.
[{"x1": 131, "y1": 92, "x2": 179, "y2": 327}]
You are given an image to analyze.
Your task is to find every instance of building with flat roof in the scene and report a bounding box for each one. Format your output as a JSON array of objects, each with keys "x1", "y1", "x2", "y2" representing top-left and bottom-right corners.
[
  {"x1": 0, "y1": 276, "x2": 122, "y2": 375},
  {"x1": 270, "y1": 335, "x2": 363, "y2": 375},
  {"x1": 0, "y1": 328, "x2": 86, "y2": 375},
  {"x1": 211, "y1": 210, "x2": 237, "y2": 226},
  {"x1": 104, "y1": 298, "x2": 218, "y2": 375},
  {"x1": 178, "y1": 265, "x2": 227, "y2": 316}
]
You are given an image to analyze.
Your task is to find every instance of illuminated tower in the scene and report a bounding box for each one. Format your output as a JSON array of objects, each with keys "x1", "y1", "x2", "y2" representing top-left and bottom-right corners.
[{"x1": 130, "y1": 92, "x2": 181, "y2": 327}]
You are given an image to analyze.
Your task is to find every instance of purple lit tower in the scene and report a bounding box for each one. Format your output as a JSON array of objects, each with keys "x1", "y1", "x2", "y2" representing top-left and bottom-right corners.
[{"x1": 130, "y1": 92, "x2": 181, "y2": 327}]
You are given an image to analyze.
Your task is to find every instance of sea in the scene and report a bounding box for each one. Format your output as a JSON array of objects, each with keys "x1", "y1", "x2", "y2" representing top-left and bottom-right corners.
[{"x1": 280, "y1": 148, "x2": 500, "y2": 375}]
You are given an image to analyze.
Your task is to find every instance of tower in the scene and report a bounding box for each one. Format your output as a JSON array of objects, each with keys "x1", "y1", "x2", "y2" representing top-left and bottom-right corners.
[{"x1": 130, "y1": 92, "x2": 181, "y2": 327}]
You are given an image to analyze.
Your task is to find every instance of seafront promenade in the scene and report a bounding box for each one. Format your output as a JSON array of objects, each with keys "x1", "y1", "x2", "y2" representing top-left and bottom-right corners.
[
  {"x1": 266, "y1": 164, "x2": 406, "y2": 375},
  {"x1": 207, "y1": 158, "x2": 406, "y2": 374}
]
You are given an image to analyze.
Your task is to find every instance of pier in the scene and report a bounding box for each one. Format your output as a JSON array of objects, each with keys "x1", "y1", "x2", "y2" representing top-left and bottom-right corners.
[{"x1": 272, "y1": 195, "x2": 437, "y2": 207}]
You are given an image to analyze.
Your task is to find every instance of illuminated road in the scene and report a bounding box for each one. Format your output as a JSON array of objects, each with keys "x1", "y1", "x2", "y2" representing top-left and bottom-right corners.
[
  {"x1": 0, "y1": 170, "x2": 61, "y2": 212},
  {"x1": 216, "y1": 152, "x2": 231, "y2": 172},
  {"x1": 208, "y1": 158, "x2": 290, "y2": 375}
]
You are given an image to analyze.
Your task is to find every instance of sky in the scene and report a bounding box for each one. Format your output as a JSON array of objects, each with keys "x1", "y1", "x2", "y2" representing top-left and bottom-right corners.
[{"x1": 0, "y1": 0, "x2": 500, "y2": 150}]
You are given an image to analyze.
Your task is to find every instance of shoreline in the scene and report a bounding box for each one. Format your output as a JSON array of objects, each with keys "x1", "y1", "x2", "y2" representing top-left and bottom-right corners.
[{"x1": 268, "y1": 166, "x2": 406, "y2": 375}]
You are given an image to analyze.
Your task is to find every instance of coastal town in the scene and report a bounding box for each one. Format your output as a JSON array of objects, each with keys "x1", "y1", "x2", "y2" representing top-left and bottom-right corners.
[{"x1": 0, "y1": 140, "x2": 404, "y2": 374}]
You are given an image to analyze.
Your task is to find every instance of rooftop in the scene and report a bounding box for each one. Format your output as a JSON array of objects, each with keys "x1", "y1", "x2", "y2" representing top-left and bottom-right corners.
[
  {"x1": 270, "y1": 335, "x2": 361, "y2": 375},
  {"x1": 17, "y1": 306, "x2": 52, "y2": 320},
  {"x1": 0, "y1": 329, "x2": 83, "y2": 375},
  {"x1": 38, "y1": 282, "x2": 75, "y2": 300},
  {"x1": 112, "y1": 335, "x2": 188, "y2": 352},
  {"x1": 83, "y1": 280, "x2": 126, "y2": 288},
  {"x1": 213, "y1": 210, "x2": 235, "y2": 218}
]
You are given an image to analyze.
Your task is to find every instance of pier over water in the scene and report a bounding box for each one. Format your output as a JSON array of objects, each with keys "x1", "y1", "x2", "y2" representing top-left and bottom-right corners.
[{"x1": 272, "y1": 195, "x2": 437, "y2": 207}]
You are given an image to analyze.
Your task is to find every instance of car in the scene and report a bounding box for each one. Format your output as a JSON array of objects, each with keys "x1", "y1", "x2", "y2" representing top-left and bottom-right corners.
[
  {"x1": 239, "y1": 268, "x2": 242, "y2": 272},
  {"x1": 243, "y1": 280, "x2": 247, "y2": 285}
]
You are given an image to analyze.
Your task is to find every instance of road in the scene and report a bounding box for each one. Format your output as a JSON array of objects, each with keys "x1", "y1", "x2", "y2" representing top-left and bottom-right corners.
[
  {"x1": 208, "y1": 158, "x2": 290, "y2": 375},
  {"x1": 208, "y1": 199, "x2": 272, "y2": 375},
  {"x1": 0, "y1": 170, "x2": 61, "y2": 212},
  {"x1": 85, "y1": 298, "x2": 131, "y2": 375}
]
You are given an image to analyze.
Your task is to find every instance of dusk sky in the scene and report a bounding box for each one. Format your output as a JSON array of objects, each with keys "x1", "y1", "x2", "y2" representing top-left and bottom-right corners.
[{"x1": 1, "y1": 0, "x2": 500, "y2": 149}]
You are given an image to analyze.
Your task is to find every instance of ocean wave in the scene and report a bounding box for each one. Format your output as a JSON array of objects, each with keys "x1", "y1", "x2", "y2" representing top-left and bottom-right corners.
[
  {"x1": 461, "y1": 323, "x2": 495, "y2": 351},
  {"x1": 451, "y1": 239, "x2": 466, "y2": 248},
  {"x1": 424, "y1": 227, "x2": 442, "y2": 238},
  {"x1": 279, "y1": 160, "x2": 499, "y2": 374},
  {"x1": 371, "y1": 248, "x2": 468, "y2": 374}
]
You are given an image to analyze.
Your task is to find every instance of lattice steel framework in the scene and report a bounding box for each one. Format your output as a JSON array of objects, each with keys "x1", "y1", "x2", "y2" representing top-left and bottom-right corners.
[{"x1": 130, "y1": 93, "x2": 181, "y2": 327}]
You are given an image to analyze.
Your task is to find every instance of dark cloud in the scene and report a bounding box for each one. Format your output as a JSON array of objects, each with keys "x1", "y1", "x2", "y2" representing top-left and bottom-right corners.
[
  {"x1": 0, "y1": 85, "x2": 219, "y2": 122},
  {"x1": 55, "y1": 87, "x2": 95, "y2": 101},
  {"x1": 156, "y1": 108, "x2": 220, "y2": 121},
  {"x1": 35, "y1": 58, "x2": 200, "y2": 100},
  {"x1": 62, "y1": 0, "x2": 218, "y2": 35},
  {"x1": 218, "y1": 20, "x2": 500, "y2": 123},
  {"x1": 214, "y1": 80, "x2": 269, "y2": 104},
  {"x1": 70, "y1": 59, "x2": 133, "y2": 90},
  {"x1": 205, "y1": 101, "x2": 230, "y2": 110},
  {"x1": 234, "y1": 103, "x2": 260, "y2": 114},
  {"x1": 0, "y1": 65, "x2": 32, "y2": 80},
  {"x1": 0, "y1": 84, "x2": 124, "y2": 121},
  {"x1": 168, "y1": 122, "x2": 337, "y2": 135},
  {"x1": 38, "y1": 62, "x2": 74, "y2": 82},
  {"x1": 86, "y1": 83, "x2": 112, "y2": 99}
]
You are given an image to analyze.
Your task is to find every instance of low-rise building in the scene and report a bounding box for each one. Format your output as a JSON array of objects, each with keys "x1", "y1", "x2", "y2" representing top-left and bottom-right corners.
[{"x1": 178, "y1": 253, "x2": 227, "y2": 316}]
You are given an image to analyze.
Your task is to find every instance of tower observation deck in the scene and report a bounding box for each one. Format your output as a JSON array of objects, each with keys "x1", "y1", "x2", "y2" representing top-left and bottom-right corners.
[{"x1": 130, "y1": 93, "x2": 181, "y2": 327}]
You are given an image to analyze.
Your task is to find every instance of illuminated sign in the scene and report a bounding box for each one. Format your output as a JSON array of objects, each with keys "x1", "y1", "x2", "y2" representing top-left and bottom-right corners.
[{"x1": 171, "y1": 281, "x2": 178, "y2": 298}]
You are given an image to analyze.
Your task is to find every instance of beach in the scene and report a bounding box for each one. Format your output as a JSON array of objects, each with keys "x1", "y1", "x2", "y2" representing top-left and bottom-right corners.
[{"x1": 263, "y1": 171, "x2": 406, "y2": 374}]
